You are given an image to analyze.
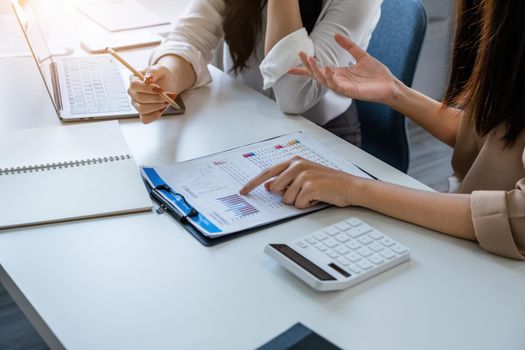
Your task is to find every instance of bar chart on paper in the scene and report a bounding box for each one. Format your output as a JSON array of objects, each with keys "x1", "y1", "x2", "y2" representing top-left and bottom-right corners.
[
  {"x1": 146, "y1": 132, "x2": 370, "y2": 236},
  {"x1": 217, "y1": 194, "x2": 260, "y2": 219}
]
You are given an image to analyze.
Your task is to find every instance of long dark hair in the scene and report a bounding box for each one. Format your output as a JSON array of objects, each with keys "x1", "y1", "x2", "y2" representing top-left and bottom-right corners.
[
  {"x1": 444, "y1": 0, "x2": 525, "y2": 146},
  {"x1": 223, "y1": 0, "x2": 323, "y2": 73}
]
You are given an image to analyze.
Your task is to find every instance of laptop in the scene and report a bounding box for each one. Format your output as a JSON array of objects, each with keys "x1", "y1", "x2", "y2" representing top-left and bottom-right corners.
[{"x1": 12, "y1": 0, "x2": 184, "y2": 122}]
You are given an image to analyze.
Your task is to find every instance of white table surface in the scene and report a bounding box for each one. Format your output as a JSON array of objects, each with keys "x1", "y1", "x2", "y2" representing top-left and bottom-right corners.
[{"x1": 1, "y1": 2, "x2": 525, "y2": 349}]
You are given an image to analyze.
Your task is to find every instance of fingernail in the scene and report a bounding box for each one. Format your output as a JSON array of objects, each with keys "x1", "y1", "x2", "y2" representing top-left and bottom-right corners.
[
  {"x1": 152, "y1": 86, "x2": 164, "y2": 93},
  {"x1": 166, "y1": 92, "x2": 177, "y2": 99}
]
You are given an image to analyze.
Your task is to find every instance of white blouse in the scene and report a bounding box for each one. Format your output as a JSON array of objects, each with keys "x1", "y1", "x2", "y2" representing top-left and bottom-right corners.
[{"x1": 150, "y1": 0, "x2": 382, "y2": 125}]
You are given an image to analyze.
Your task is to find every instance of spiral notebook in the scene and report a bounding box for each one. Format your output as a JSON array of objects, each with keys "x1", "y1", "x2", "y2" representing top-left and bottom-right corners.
[{"x1": 0, "y1": 121, "x2": 152, "y2": 230}]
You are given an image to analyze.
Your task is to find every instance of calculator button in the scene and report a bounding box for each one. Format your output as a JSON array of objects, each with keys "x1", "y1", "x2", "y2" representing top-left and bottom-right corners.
[
  {"x1": 336, "y1": 258, "x2": 350, "y2": 267},
  {"x1": 334, "y1": 245, "x2": 350, "y2": 256},
  {"x1": 349, "y1": 226, "x2": 372, "y2": 238},
  {"x1": 357, "y1": 247, "x2": 373, "y2": 257},
  {"x1": 312, "y1": 243, "x2": 328, "y2": 252},
  {"x1": 324, "y1": 227, "x2": 339, "y2": 236},
  {"x1": 326, "y1": 251, "x2": 338, "y2": 259},
  {"x1": 369, "y1": 255, "x2": 385, "y2": 265},
  {"x1": 347, "y1": 218, "x2": 362, "y2": 227},
  {"x1": 335, "y1": 222, "x2": 351, "y2": 231},
  {"x1": 380, "y1": 250, "x2": 396, "y2": 260},
  {"x1": 346, "y1": 240, "x2": 362, "y2": 250},
  {"x1": 369, "y1": 230, "x2": 384, "y2": 240},
  {"x1": 357, "y1": 236, "x2": 374, "y2": 245},
  {"x1": 380, "y1": 237, "x2": 396, "y2": 247},
  {"x1": 334, "y1": 233, "x2": 351, "y2": 243},
  {"x1": 369, "y1": 242, "x2": 384, "y2": 252},
  {"x1": 305, "y1": 237, "x2": 316, "y2": 244},
  {"x1": 314, "y1": 243, "x2": 328, "y2": 252},
  {"x1": 323, "y1": 239, "x2": 339, "y2": 249},
  {"x1": 296, "y1": 241, "x2": 307, "y2": 249},
  {"x1": 392, "y1": 245, "x2": 408, "y2": 254},
  {"x1": 347, "y1": 265, "x2": 361, "y2": 274},
  {"x1": 357, "y1": 260, "x2": 374, "y2": 270},
  {"x1": 313, "y1": 232, "x2": 328, "y2": 241},
  {"x1": 345, "y1": 253, "x2": 362, "y2": 263}
]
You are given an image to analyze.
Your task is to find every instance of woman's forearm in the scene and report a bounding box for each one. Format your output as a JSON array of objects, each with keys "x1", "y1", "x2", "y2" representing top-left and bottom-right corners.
[
  {"x1": 350, "y1": 177, "x2": 476, "y2": 241},
  {"x1": 265, "y1": 0, "x2": 303, "y2": 55},
  {"x1": 158, "y1": 55, "x2": 196, "y2": 94},
  {"x1": 388, "y1": 81, "x2": 463, "y2": 147}
]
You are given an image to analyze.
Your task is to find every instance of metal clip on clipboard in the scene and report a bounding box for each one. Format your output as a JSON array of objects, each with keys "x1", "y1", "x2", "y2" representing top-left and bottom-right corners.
[
  {"x1": 152, "y1": 184, "x2": 199, "y2": 224},
  {"x1": 144, "y1": 180, "x2": 255, "y2": 247}
]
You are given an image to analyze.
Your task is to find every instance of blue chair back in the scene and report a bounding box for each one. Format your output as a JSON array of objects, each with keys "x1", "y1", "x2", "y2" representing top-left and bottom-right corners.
[{"x1": 355, "y1": 0, "x2": 427, "y2": 172}]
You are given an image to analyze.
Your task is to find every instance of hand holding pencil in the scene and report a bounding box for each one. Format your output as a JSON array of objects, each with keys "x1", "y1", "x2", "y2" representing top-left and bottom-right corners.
[{"x1": 107, "y1": 47, "x2": 181, "y2": 124}]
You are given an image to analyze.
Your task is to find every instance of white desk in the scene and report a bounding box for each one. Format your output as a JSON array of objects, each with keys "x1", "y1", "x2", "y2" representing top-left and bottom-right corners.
[{"x1": 1, "y1": 3, "x2": 525, "y2": 350}]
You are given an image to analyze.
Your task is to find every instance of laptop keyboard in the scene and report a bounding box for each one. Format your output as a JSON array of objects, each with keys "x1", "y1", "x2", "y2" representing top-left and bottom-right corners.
[{"x1": 63, "y1": 57, "x2": 132, "y2": 115}]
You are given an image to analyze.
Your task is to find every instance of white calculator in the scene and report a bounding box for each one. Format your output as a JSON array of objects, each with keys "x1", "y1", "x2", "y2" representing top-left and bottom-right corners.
[{"x1": 265, "y1": 218, "x2": 410, "y2": 291}]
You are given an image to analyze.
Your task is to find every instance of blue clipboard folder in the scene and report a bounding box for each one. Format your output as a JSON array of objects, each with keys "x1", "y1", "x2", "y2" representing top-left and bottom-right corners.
[
  {"x1": 140, "y1": 132, "x2": 371, "y2": 246},
  {"x1": 143, "y1": 167, "x2": 236, "y2": 246}
]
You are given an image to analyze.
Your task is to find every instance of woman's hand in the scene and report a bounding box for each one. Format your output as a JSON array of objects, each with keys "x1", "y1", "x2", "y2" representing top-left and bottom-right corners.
[
  {"x1": 128, "y1": 64, "x2": 179, "y2": 124},
  {"x1": 288, "y1": 33, "x2": 402, "y2": 106},
  {"x1": 127, "y1": 55, "x2": 196, "y2": 124},
  {"x1": 239, "y1": 156, "x2": 357, "y2": 209}
]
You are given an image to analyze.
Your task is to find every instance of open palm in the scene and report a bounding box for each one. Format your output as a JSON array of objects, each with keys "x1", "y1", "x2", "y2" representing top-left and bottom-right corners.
[
  {"x1": 329, "y1": 54, "x2": 397, "y2": 102},
  {"x1": 289, "y1": 34, "x2": 399, "y2": 105}
]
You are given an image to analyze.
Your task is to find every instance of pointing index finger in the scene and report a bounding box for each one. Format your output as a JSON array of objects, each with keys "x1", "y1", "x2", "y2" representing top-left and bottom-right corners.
[{"x1": 239, "y1": 162, "x2": 291, "y2": 195}]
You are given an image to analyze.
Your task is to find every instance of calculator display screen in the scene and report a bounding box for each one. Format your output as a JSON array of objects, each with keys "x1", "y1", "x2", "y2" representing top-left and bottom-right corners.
[{"x1": 270, "y1": 244, "x2": 336, "y2": 281}]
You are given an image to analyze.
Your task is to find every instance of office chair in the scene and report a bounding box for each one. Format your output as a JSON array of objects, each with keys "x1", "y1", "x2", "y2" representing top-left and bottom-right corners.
[{"x1": 355, "y1": 0, "x2": 427, "y2": 173}]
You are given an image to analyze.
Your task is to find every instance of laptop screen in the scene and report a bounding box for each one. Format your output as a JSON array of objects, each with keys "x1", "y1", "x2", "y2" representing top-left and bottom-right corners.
[{"x1": 12, "y1": 0, "x2": 59, "y2": 111}]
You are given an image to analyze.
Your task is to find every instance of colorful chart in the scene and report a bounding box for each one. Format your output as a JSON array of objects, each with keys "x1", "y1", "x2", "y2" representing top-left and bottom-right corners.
[
  {"x1": 216, "y1": 194, "x2": 260, "y2": 219},
  {"x1": 242, "y1": 139, "x2": 337, "y2": 170}
]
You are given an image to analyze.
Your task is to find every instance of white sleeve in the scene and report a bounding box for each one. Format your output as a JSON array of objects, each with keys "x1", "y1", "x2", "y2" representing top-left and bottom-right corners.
[
  {"x1": 149, "y1": 0, "x2": 225, "y2": 88},
  {"x1": 260, "y1": 0, "x2": 383, "y2": 115}
]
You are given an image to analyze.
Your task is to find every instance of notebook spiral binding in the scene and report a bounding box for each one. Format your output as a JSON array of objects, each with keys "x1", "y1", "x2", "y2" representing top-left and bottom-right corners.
[{"x1": 0, "y1": 154, "x2": 132, "y2": 176}]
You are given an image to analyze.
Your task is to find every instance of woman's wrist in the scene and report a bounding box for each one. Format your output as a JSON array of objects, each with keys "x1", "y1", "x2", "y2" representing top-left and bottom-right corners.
[
  {"x1": 158, "y1": 55, "x2": 186, "y2": 74},
  {"x1": 157, "y1": 55, "x2": 196, "y2": 93},
  {"x1": 385, "y1": 78, "x2": 411, "y2": 111},
  {"x1": 344, "y1": 174, "x2": 375, "y2": 208}
]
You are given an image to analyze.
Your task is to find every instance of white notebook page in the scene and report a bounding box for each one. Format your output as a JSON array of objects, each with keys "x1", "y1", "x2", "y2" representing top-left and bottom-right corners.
[{"x1": 0, "y1": 121, "x2": 131, "y2": 170}]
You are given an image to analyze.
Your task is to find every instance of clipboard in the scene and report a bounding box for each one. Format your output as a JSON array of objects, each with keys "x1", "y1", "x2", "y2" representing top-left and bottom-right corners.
[
  {"x1": 144, "y1": 178, "x2": 271, "y2": 246},
  {"x1": 140, "y1": 132, "x2": 373, "y2": 246}
]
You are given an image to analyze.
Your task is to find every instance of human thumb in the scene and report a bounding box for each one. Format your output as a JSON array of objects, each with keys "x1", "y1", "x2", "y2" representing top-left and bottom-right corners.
[{"x1": 143, "y1": 65, "x2": 165, "y2": 84}]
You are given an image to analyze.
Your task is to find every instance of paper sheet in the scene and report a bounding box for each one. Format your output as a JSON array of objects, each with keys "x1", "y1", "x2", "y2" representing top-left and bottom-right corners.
[
  {"x1": 77, "y1": 0, "x2": 170, "y2": 32},
  {"x1": 143, "y1": 132, "x2": 371, "y2": 238}
]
